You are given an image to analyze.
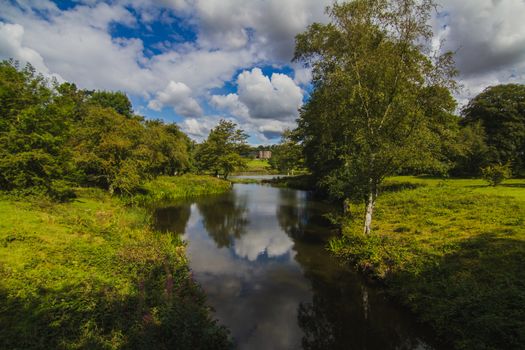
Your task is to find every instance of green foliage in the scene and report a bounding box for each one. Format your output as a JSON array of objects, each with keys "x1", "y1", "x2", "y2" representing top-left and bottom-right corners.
[
  {"x1": 450, "y1": 122, "x2": 489, "y2": 176},
  {"x1": 194, "y1": 119, "x2": 248, "y2": 179},
  {"x1": 0, "y1": 60, "x2": 74, "y2": 196},
  {"x1": 0, "y1": 60, "x2": 192, "y2": 198},
  {"x1": 0, "y1": 191, "x2": 231, "y2": 349},
  {"x1": 462, "y1": 84, "x2": 525, "y2": 175},
  {"x1": 293, "y1": 0, "x2": 457, "y2": 233},
  {"x1": 71, "y1": 106, "x2": 150, "y2": 194},
  {"x1": 268, "y1": 130, "x2": 304, "y2": 175},
  {"x1": 330, "y1": 177, "x2": 525, "y2": 349},
  {"x1": 88, "y1": 90, "x2": 134, "y2": 118},
  {"x1": 130, "y1": 175, "x2": 231, "y2": 205},
  {"x1": 481, "y1": 163, "x2": 512, "y2": 186}
]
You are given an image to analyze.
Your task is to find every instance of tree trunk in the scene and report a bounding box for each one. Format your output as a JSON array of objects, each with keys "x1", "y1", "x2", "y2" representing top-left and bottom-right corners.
[{"x1": 363, "y1": 184, "x2": 377, "y2": 235}]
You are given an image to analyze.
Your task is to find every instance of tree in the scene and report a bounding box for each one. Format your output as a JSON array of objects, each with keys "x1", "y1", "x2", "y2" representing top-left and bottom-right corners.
[
  {"x1": 0, "y1": 60, "x2": 75, "y2": 198},
  {"x1": 462, "y1": 84, "x2": 525, "y2": 176},
  {"x1": 143, "y1": 120, "x2": 191, "y2": 176},
  {"x1": 88, "y1": 90, "x2": 134, "y2": 118},
  {"x1": 294, "y1": 0, "x2": 457, "y2": 234},
  {"x1": 70, "y1": 106, "x2": 149, "y2": 194},
  {"x1": 194, "y1": 120, "x2": 248, "y2": 179},
  {"x1": 269, "y1": 130, "x2": 304, "y2": 175}
]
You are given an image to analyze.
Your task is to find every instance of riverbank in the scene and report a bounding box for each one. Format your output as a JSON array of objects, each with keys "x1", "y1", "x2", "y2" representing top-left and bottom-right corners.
[
  {"x1": 0, "y1": 175, "x2": 232, "y2": 349},
  {"x1": 330, "y1": 176, "x2": 525, "y2": 349},
  {"x1": 130, "y1": 174, "x2": 232, "y2": 205}
]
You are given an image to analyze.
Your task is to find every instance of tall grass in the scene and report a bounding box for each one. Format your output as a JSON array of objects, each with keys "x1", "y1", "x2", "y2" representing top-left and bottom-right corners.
[{"x1": 130, "y1": 175, "x2": 232, "y2": 205}]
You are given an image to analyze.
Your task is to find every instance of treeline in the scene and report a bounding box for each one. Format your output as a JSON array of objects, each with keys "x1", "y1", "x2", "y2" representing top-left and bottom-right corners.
[{"x1": 0, "y1": 60, "x2": 192, "y2": 200}]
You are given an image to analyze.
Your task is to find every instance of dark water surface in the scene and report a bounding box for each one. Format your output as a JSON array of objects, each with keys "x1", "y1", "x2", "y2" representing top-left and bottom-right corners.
[{"x1": 153, "y1": 184, "x2": 442, "y2": 350}]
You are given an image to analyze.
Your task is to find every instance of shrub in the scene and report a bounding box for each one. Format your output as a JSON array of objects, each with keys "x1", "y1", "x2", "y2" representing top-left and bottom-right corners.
[{"x1": 481, "y1": 163, "x2": 512, "y2": 186}]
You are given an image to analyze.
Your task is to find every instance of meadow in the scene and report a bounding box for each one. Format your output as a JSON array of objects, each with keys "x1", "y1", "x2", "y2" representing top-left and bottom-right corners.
[{"x1": 330, "y1": 177, "x2": 525, "y2": 349}]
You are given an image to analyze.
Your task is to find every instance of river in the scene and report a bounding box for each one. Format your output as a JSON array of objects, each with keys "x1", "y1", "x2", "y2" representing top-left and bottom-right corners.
[{"x1": 153, "y1": 183, "x2": 443, "y2": 350}]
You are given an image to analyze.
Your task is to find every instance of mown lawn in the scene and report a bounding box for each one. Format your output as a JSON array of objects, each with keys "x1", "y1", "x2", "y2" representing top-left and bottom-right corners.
[
  {"x1": 0, "y1": 177, "x2": 232, "y2": 349},
  {"x1": 330, "y1": 177, "x2": 525, "y2": 349},
  {"x1": 236, "y1": 158, "x2": 272, "y2": 174}
]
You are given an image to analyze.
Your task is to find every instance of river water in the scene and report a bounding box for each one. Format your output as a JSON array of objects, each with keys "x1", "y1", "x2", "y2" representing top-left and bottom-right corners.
[{"x1": 153, "y1": 183, "x2": 443, "y2": 350}]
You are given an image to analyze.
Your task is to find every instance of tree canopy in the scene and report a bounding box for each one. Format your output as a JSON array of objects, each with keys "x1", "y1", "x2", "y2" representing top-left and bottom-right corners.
[
  {"x1": 194, "y1": 119, "x2": 248, "y2": 179},
  {"x1": 462, "y1": 84, "x2": 525, "y2": 175},
  {"x1": 0, "y1": 60, "x2": 191, "y2": 198}
]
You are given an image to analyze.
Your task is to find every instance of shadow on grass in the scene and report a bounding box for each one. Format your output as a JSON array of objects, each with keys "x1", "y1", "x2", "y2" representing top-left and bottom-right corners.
[
  {"x1": 380, "y1": 182, "x2": 426, "y2": 193},
  {"x1": 0, "y1": 266, "x2": 230, "y2": 350},
  {"x1": 466, "y1": 183, "x2": 525, "y2": 189},
  {"x1": 390, "y1": 233, "x2": 525, "y2": 349}
]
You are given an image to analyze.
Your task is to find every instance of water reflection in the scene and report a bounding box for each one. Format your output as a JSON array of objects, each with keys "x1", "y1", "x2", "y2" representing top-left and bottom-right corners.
[
  {"x1": 153, "y1": 184, "x2": 442, "y2": 350},
  {"x1": 197, "y1": 191, "x2": 249, "y2": 248}
]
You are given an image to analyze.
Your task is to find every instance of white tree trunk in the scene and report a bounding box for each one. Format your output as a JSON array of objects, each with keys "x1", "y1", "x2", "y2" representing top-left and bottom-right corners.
[{"x1": 363, "y1": 190, "x2": 375, "y2": 235}]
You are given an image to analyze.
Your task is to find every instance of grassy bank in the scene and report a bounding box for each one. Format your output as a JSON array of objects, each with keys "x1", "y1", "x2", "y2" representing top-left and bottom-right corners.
[
  {"x1": 330, "y1": 177, "x2": 525, "y2": 349},
  {"x1": 131, "y1": 174, "x2": 232, "y2": 205},
  {"x1": 232, "y1": 159, "x2": 273, "y2": 175},
  {"x1": 0, "y1": 177, "x2": 232, "y2": 349},
  {"x1": 262, "y1": 174, "x2": 316, "y2": 191}
]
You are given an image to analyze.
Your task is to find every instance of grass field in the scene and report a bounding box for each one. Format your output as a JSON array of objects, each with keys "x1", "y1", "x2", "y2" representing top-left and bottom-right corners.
[
  {"x1": 0, "y1": 176, "x2": 232, "y2": 349},
  {"x1": 234, "y1": 158, "x2": 273, "y2": 174},
  {"x1": 330, "y1": 176, "x2": 525, "y2": 349}
]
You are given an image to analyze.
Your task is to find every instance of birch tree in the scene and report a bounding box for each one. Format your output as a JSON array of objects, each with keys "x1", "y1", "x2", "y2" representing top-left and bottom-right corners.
[{"x1": 294, "y1": 0, "x2": 457, "y2": 234}]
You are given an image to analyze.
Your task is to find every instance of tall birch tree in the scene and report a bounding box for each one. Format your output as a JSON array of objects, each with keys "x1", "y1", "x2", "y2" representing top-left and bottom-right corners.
[{"x1": 294, "y1": 0, "x2": 457, "y2": 234}]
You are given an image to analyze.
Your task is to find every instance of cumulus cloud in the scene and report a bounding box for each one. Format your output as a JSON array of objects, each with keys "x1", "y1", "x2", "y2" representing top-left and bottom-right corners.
[
  {"x1": 179, "y1": 116, "x2": 224, "y2": 140},
  {"x1": 435, "y1": 0, "x2": 525, "y2": 103},
  {"x1": 0, "y1": 22, "x2": 59, "y2": 79},
  {"x1": 210, "y1": 68, "x2": 303, "y2": 140},
  {"x1": 210, "y1": 93, "x2": 249, "y2": 119},
  {"x1": 192, "y1": 0, "x2": 330, "y2": 61},
  {"x1": 237, "y1": 68, "x2": 303, "y2": 120},
  {"x1": 148, "y1": 81, "x2": 202, "y2": 117}
]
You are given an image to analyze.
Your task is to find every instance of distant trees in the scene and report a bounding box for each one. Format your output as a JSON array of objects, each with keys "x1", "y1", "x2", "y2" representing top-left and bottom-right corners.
[
  {"x1": 0, "y1": 60, "x2": 191, "y2": 198},
  {"x1": 269, "y1": 130, "x2": 304, "y2": 175},
  {"x1": 194, "y1": 120, "x2": 248, "y2": 179},
  {"x1": 293, "y1": 0, "x2": 457, "y2": 234},
  {"x1": 461, "y1": 84, "x2": 525, "y2": 176}
]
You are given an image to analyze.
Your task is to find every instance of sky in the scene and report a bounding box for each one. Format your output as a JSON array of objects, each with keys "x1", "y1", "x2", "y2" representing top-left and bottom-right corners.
[{"x1": 1, "y1": 0, "x2": 524, "y2": 144}]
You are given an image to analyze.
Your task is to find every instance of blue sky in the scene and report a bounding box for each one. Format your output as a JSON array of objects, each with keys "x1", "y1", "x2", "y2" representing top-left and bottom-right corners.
[{"x1": 1, "y1": 0, "x2": 524, "y2": 144}]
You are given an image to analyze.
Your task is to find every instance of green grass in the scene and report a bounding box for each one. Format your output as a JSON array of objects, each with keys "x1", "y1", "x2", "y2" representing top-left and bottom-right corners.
[
  {"x1": 234, "y1": 158, "x2": 273, "y2": 174},
  {"x1": 0, "y1": 187, "x2": 231, "y2": 349},
  {"x1": 330, "y1": 177, "x2": 525, "y2": 349},
  {"x1": 131, "y1": 174, "x2": 232, "y2": 205}
]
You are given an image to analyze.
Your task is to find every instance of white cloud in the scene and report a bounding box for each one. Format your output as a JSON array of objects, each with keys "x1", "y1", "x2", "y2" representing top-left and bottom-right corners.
[
  {"x1": 148, "y1": 81, "x2": 202, "y2": 117},
  {"x1": 435, "y1": 0, "x2": 525, "y2": 104},
  {"x1": 0, "y1": 22, "x2": 59, "y2": 79},
  {"x1": 210, "y1": 68, "x2": 303, "y2": 140},
  {"x1": 192, "y1": 0, "x2": 331, "y2": 61},
  {"x1": 210, "y1": 93, "x2": 249, "y2": 119},
  {"x1": 179, "y1": 115, "x2": 223, "y2": 140}
]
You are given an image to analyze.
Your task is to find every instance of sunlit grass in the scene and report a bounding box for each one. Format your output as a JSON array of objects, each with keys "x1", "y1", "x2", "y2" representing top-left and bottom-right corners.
[
  {"x1": 131, "y1": 174, "x2": 232, "y2": 205},
  {"x1": 0, "y1": 186, "x2": 231, "y2": 349},
  {"x1": 330, "y1": 176, "x2": 525, "y2": 349}
]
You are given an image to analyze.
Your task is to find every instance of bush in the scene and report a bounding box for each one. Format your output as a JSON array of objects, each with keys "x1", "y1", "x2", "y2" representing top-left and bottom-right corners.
[
  {"x1": 48, "y1": 180, "x2": 77, "y2": 202},
  {"x1": 481, "y1": 163, "x2": 512, "y2": 186}
]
